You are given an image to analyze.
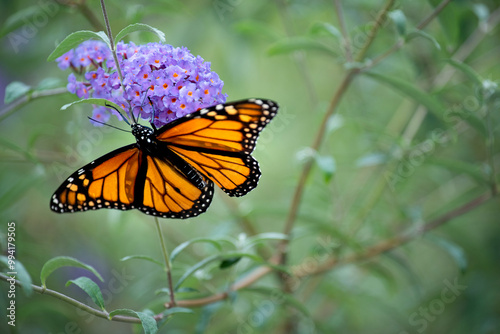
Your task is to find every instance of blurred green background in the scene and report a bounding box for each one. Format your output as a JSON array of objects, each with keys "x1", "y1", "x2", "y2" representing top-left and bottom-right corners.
[{"x1": 1, "y1": 0, "x2": 500, "y2": 333}]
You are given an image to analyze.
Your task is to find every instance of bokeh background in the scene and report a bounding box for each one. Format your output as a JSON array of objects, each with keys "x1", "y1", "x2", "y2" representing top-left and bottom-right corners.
[{"x1": 1, "y1": 0, "x2": 499, "y2": 333}]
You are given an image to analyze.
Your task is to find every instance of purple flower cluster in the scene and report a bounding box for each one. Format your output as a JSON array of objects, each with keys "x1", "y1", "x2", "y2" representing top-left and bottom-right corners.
[{"x1": 56, "y1": 40, "x2": 227, "y2": 127}]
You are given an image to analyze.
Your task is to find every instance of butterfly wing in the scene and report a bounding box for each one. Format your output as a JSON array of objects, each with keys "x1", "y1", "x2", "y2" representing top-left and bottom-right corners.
[
  {"x1": 155, "y1": 99, "x2": 278, "y2": 196},
  {"x1": 50, "y1": 144, "x2": 213, "y2": 218},
  {"x1": 50, "y1": 145, "x2": 141, "y2": 213},
  {"x1": 138, "y1": 153, "x2": 213, "y2": 218}
]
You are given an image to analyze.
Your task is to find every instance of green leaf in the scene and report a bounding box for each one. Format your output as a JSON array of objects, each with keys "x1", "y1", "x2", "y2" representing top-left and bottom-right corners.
[
  {"x1": 47, "y1": 30, "x2": 111, "y2": 62},
  {"x1": 444, "y1": 59, "x2": 483, "y2": 86},
  {"x1": 40, "y1": 256, "x2": 104, "y2": 288},
  {"x1": 364, "y1": 71, "x2": 446, "y2": 122},
  {"x1": 268, "y1": 37, "x2": 337, "y2": 57},
  {"x1": 471, "y1": 4, "x2": 489, "y2": 24},
  {"x1": 115, "y1": 23, "x2": 166, "y2": 43},
  {"x1": 427, "y1": 157, "x2": 487, "y2": 184},
  {"x1": 66, "y1": 277, "x2": 106, "y2": 311},
  {"x1": 426, "y1": 235, "x2": 467, "y2": 273},
  {"x1": 155, "y1": 286, "x2": 199, "y2": 296},
  {"x1": 160, "y1": 307, "x2": 194, "y2": 317},
  {"x1": 309, "y1": 22, "x2": 341, "y2": 40},
  {"x1": 406, "y1": 30, "x2": 441, "y2": 50},
  {"x1": 388, "y1": 10, "x2": 407, "y2": 36},
  {"x1": 36, "y1": 77, "x2": 64, "y2": 91},
  {"x1": 0, "y1": 6, "x2": 50, "y2": 38},
  {"x1": 233, "y1": 20, "x2": 280, "y2": 41},
  {"x1": 175, "y1": 252, "x2": 264, "y2": 290},
  {"x1": 356, "y1": 152, "x2": 387, "y2": 168},
  {"x1": 245, "y1": 287, "x2": 310, "y2": 317},
  {"x1": 4, "y1": 81, "x2": 32, "y2": 104},
  {"x1": 120, "y1": 255, "x2": 163, "y2": 267},
  {"x1": 61, "y1": 98, "x2": 125, "y2": 115},
  {"x1": 444, "y1": 110, "x2": 488, "y2": 138},
  {"x1": 246, "y1": 232, "x2": 288, "y2": 248},
  {"x1": 170, "y1": 238, "x2": 222, "y2": 262},
  {"x1": 0, "y1": 257, "x2": 33, "y2": 296},
  {"x1": 109, "y1": 309, "x2": 158, "y2": 334},
  {"x1": 219, "y1": 257, "x2": 242, "y2": 269},
  {"x1": 315, "y1": 155, "x2": 336, "y2": 183}
]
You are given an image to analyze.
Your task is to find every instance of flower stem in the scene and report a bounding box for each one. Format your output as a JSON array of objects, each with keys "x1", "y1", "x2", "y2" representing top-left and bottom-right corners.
[
  {"x1": 154, "y1": 217, "x2": 176, "y2": 307},
  {"x1": 99, "y1": 0, "x2": 124, "y2": 85}
]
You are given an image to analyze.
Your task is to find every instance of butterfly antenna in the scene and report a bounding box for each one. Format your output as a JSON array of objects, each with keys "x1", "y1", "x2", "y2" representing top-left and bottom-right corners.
[
  {"x1": 104, "y1": 102, "x2": 131, "y2": 126},
  {"x1": 87, "y1": 117, "x2": 131, "y2": 133}
]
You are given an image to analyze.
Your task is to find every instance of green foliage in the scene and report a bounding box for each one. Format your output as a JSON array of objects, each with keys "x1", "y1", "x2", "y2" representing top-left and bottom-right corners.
[
  {"x1": 47, "y1": 30, "x2": 111, "y2": 61},
  {"x1": 61, "y1": 98, "x2": 125, "y2": 114},
  {"x1": 4, "y1": 81, "x2": 31, "y2": 104},
  {"x1": 40, "y1": 256, "x2": 104, "y2": 288},
  {"x1": 66, "y1": 276, "x2": 106, "y2": 311},
  {"x1": 109, "y1": 309, "x2": 158, "y2": 334},
  {"x1": 114, "y1": 23, "x2": 166, "y2": 43}
]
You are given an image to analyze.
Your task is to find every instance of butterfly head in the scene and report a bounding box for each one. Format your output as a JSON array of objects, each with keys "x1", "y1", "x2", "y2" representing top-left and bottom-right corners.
[{"x1": 131, "y1": 123, "x2": 155, "y2": 148}]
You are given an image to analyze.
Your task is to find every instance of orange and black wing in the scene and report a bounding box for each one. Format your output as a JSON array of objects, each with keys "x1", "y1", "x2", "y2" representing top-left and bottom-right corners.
[
  {"x1": 50, "y1": 144, "x2": 213, "y2": 218},
  {"x1": 155, "y1": 99, "x2": 278, "y2": 196}
]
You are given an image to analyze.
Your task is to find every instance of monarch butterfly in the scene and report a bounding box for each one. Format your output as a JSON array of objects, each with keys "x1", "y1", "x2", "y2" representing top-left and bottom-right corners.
[{"x1": 50, "y1": 99, "x2": 278, "y2": 219}]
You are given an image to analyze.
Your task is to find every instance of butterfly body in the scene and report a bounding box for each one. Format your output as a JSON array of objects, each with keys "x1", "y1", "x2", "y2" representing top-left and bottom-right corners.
[{"x1": 50, "y1": 99, "x2": 278, "y2": 219}]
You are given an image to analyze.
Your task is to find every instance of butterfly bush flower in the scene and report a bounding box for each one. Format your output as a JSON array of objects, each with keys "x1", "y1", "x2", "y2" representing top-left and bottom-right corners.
[{"x1": 56, "y1": 40, "x2": 227, "y2": 127}]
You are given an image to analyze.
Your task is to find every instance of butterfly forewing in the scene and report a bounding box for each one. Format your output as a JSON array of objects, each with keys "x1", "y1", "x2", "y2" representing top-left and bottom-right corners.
[
  {"x1": 156, "y1": 99, "x2": 278, "y2": 154},
  {"x1": 50, "y1": 145, "x2": 140, "y2": 213},
  {"x1": 156, "y1": 99, "x2": 278, "y2": 196}
]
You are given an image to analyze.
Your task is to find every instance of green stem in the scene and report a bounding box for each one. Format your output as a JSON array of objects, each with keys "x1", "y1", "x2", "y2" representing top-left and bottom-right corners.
[
  {"x1": 0, "y1": 87, "x2": 69, "y2": 122},
  {"x1": 333, "y1": 0, "x2": 353, "y2": 62},
  {"x1": 154, "y1": 217, "x2": 176, "y2": 307},
  {"x1": 99, "y1": 0, "x2": 124, "y2": 86},
  {"x1": 354, "y1": 0, "x2": 396, "y2": 62},
  {"x1": 0, "y1": 273, "x2": 146, "y2": 324}
]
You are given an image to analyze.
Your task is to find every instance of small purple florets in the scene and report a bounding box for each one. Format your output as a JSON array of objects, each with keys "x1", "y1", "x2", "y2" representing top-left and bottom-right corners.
[{"x1": 56, "y1": 40, "x2": 227, "y2": 127}]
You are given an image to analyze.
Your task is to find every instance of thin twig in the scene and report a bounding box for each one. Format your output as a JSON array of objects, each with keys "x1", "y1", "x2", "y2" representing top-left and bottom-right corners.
[
  {"x1": 76, "y1": 1, "x2": 105, "y2": 31},
  {"x1": 416, "y1": 0, "x2": 452, "y2": 30},
  {"x1": 280, "y1": 71, "x2": 356, "y2": 248},
  {"x1": 333, "y1": 0, "x2": 353, "y2": 62},
  {"x1": 302, "y1": 191, "x2": 494, "y2": 277},
  {"x1": 401, "y1": 6, "x2": 500, "y2": 144},
  {"x1": 0, "y1": 273, "x2": 145, "y2": 324},
  {"x1": 354, "y1": 0, "x2": 396, "y2": 62},
  {"x1": 0, "y1": 87, "x2": 69, "y2": 122},
  {"x1": 174, "y1": 265, "x2": 275, "y2": 308},
  {"x1": 154, "y1": 217, "x2": 176, "y2": 307},
  {"x1": 366, "y1": 0, "x2": 454, "y2": 70}
]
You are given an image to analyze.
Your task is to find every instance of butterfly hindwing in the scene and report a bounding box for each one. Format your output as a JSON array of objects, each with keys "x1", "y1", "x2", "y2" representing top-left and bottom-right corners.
[
  {"x1": 156, "y1": 99, "x2": 278, "y2": 196},
  {"x1": 138, "y1": 154, "x2": 214, "y2": 218}
]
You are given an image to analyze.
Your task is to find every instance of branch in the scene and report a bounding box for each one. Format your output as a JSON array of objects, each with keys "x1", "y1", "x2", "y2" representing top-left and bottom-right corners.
[
  {"x1": 333, "y1": 0, "x2": 353, "y2": 62},
  {"x1": 366, "y1": 0, "x2": 453, "y2": 70},
  {"x1": 279, "y1": 0, "x2": 401, "y2": 259},
  {"x1": 0, "y1": 273, "x2": 145, "y2": 324},
  {"x1": 354, "y1": 0, "x2": 396, "y2": 62},
  {"x1": 300, "y1": 191, "x2": 494, "y2": 277},
  {"x1": 0, "y1": 87, "x2": 68, "y2": 122},
  {"x1": 175, "y1": 265, "x2": 275, "y2": 308}
]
